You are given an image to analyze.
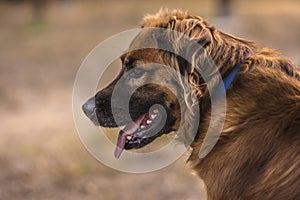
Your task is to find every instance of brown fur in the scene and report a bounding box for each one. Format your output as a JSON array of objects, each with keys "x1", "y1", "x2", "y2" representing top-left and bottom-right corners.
[{"x1": 140, "y1": 9, "x2": 300, "y2": 200}]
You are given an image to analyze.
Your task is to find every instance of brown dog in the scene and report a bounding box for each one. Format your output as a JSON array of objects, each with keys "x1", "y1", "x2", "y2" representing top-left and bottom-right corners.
[{"x1": 83, "y1": 9, "x2": 300, "y2": 199}]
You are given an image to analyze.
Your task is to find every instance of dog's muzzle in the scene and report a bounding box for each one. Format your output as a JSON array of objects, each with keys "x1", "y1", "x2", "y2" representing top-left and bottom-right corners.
[{"x1": 82, "y1": 97, "x2": 99, "y2": 125}]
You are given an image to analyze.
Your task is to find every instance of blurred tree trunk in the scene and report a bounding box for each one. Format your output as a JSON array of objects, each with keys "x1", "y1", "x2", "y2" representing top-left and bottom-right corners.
[
  {"x1": 31, "y1": 0, "x2": 48, "y2": 22},
  {"x1": 218, "y1": 0, "x2": 231, "y2": 16},
  {"x1": 2, "y1": 0, "x2": 49, "y2": 22}
]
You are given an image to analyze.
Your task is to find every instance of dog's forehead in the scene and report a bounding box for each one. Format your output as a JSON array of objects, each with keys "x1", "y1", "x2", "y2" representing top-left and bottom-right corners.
[
  {"x1": 120, "y1": 28, "x2": 167, "y2": 66},
  {"x1": 121, "y1": 49, "x2": 163, "y2": 66}
]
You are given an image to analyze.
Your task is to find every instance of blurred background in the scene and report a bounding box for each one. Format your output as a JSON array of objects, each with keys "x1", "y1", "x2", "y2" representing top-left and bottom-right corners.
[{"x1": 0, "y1": 0, "x2": 299, "y2": 199}]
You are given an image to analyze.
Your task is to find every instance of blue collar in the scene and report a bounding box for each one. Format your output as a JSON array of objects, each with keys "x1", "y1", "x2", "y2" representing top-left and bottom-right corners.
[
  {"x1": 211, "y1": 59, "x2": 245, "y2": 98},
  {"x1": 222, "y1": 60, "x2": 244, "y2": 91}
]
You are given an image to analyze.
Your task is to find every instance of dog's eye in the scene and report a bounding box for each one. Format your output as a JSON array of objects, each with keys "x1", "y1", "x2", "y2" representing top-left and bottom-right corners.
[{"x1": 129, "y1": 67, "x2": 145, "y2": 78}]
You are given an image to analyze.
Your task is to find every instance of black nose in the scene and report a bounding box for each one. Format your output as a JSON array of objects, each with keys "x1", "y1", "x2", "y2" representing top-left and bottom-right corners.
[
  {"x1": 82, "y1": 97, "x2": 100, "y2": 125},
  {"x1": 82, "y1": 97, "x2": 96, "y2": 117}
]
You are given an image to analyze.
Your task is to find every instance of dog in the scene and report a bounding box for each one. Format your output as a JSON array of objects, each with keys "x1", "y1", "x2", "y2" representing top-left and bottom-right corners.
[{"x1": 82, "y1": 9, "x2": 300, "y2": 200}]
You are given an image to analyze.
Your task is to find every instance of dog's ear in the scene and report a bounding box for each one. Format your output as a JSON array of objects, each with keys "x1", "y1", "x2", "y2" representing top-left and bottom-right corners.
[
  {"x1": 185, "y1": 20, "x2": 213, "y2": 48},
  {"x1": 176, "y1": 19, "x2": 214, "y2": 75},
  {"x1": 149, "y1": 17, "x2": 214, "y2": 75}
]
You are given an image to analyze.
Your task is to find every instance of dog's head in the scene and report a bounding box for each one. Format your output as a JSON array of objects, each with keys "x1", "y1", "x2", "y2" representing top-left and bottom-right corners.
[
  {"x1": 82, "y1": 9, "x2": 253, "y2": 158},
  {"x1": 83, "y1": 48, "x2": 186, "y2": 158}
]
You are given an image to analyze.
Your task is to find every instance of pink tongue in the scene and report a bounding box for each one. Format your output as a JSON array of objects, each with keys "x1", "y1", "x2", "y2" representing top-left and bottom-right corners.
[{"x1": 114, "y1": 114, "x2": 146, "y2": 158}]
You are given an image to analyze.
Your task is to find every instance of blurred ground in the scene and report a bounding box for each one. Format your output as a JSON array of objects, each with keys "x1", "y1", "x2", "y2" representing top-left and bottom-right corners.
[{"x1": 0, "y1": 0, "x2": 299, "y2": 199}]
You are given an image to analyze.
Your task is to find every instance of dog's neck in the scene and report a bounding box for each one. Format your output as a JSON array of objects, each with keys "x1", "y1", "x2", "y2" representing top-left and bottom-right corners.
[
  {"x1": 222, "y1": 54, "x2": 251, "y2": 92},
  {"x1": 210, "y1": 31, "x2": 258, "y2": 75}
]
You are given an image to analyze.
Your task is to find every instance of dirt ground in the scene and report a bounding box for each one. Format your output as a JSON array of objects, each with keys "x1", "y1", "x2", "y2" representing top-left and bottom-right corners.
[{"x1": 0, "y1": 0, "x2": 299, "y2": 199}]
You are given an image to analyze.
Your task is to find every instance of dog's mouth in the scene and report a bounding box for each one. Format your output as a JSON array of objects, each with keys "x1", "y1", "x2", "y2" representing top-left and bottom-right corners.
[{"x1": 114, "y1": 107, "x2": 166, "y2": 158}]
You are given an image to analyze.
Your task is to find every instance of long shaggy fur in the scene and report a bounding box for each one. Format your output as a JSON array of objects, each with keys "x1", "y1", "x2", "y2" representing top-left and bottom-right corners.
[{"x1": 141, "y1": 9, "x2": 300, "y2": 200}]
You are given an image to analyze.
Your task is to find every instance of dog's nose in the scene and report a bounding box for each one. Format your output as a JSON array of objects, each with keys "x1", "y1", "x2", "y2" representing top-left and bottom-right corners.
[
  {"x1": 82, "y1": 97, "x2": 96, "y2": 117},
  {"x1": 82, "y1": 97, "x2": 100, "y2": 126}
]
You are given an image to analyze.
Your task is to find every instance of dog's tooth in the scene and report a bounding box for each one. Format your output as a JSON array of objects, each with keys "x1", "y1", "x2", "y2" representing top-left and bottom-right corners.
[
  {"x1": 119, "y1": 125, "x2": 126, "y2": 130},
  {"x1": 146, "y1": 120, "x2": 152, "y2": 124},
  {"x1": 126, "y1": 135, "x2": 132, "y2": 140},
  {"x1": 141, "y1": 125, "x2": 145, "y2": 129},
  {"x1": 153, "y1": 109, "x2": 159, "y2": 114},
  {"x1": 150, "y1": 114, "x2": 157, "y2": 119}
]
